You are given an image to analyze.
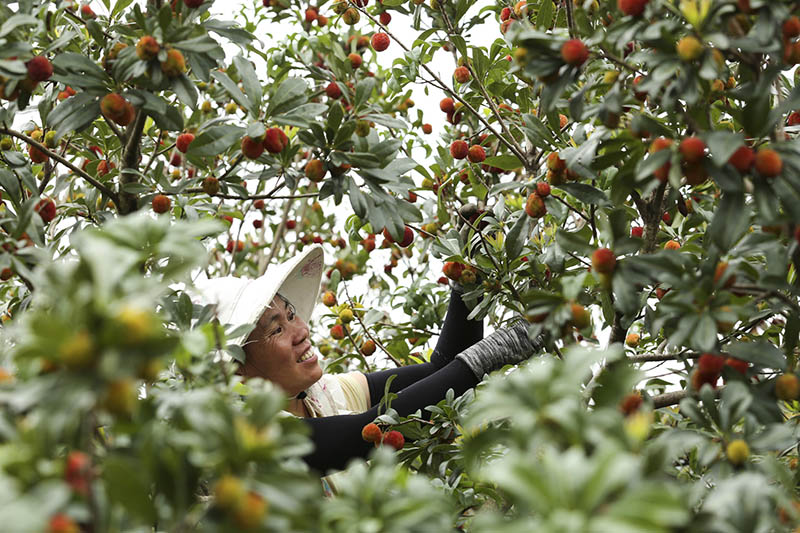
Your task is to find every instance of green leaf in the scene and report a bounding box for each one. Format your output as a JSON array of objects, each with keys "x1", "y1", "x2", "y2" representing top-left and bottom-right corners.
[
  {"x1": 47, "y1": 93, "x2": 100, "y2": 137},
  {"x1": 726, "y1": 340, "x2": 786, "y2": 370},
  {"x1": 187, "y1": 125, "x2": 246, "y2": 157},
  {"x1": 103, "y1": 456, "x2": 156, "y2": 522},
  {"x1": 483, "y1": 154, "x2": 522, "y2": 171},
  {"x1": 269, "y1": 77, "x2": 308, "y2": 115},
  {"x1": 363, "y1": 113, "x2": 408, "y2": 130},
  {"x1": 556, "y1": 183, "x2": 611, "y2": 207},
  {"x1": 354, "y1": 77, "x2": 376, "y2": 110},
  {"x1": 348, "y1": 178, "x2": 368, "y2": 218},
  {"x1": 691, "y1": 313, "x2": 718, "y2": 352},
  {"x1": 274, "y1": 103, "x2": 327, "y2": 128},
  {"x1": 233, "y1": 55, "x2": 262, "y2": 108},
  {"x1": 172, "y1": 75, "x2": 198, "y2": 109},
  {"x1": 0, "y1": 14, "x2": 40, "y2": 39},
  {"x1": 707, "y1": 192, "x2": 749, "y2": 252},
  {"x1": 705, "y1": 130, "x2": 743, "y2": 167},
  {"x1": 635, "y1": 150, "x2": 670, "y2": 181},
  {"x1": 211, "y1": 70, "x2": 252, "y2": 112},
  {"x1": 505, "y1": 212, "x2": 529, "y2": 261}
]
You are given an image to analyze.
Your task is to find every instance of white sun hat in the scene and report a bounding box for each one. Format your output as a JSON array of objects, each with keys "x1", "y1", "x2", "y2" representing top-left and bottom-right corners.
[{"x1": 193, "y1": 244, "x2": 325, "y2": 350}]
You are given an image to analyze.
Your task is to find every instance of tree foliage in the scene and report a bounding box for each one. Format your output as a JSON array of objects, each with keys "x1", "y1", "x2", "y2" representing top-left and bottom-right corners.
[{"x1": 1, "y1": 0, "x2": 800, "y2": 531}]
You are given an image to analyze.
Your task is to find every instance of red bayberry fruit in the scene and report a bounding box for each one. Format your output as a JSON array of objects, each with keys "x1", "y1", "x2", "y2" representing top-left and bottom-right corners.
[
  {"x1": 724, "y1": 357, "x2": 749, "y2": 375},
  {"x1": 330, "y1": 324, "x2": 346, "y2": 340},
  {"x1": 371, "y1": 32, "x2": 390, "y2": 52},
  {"x1": 382, "y1": 430, "x2": 405, "y2": 450},
  {"x1": 728, "y1": 145, "x2": 755, "y2": 173},
  {"x1": 361, "y1": 339, "x2": 376, "y2": 355},
  {"x1": 783, "y1": 16, "x2": 800, "y2": 39},
  {"x1": 450, "y1": 140, "x2": 469, "y2": 160},
  {"x1": 325, "y1": 81, "x2": 342, "y2": 99},
  {"x1": 385, "y1": 226, "x2": 414, "y2": 247},
  {"x1": 442, "y1": 261, "x2": 464, "y2": 281},
  {"x1": 176, "y1": 133, "x2": 195, "y2": 153},
  {"x1": 202, "y1": 176, "x2": 219, "y2": 195},
  {"x1": 536, "y1": 182, "x2": 551, "y2": 197},
  {"x1": 618, "y1": 0, "x2": 648, "y2": 17},
  {"x1": 348, "y1": 53, "x2": 362, "y2": 69},
  {"x1": 454, "y1": 66, "x2": 471, "y2": 83},
  {"x1": 305, "y1": 159, "x2": 326, "y2": 182},
  {"x1": 26, "y1": 55, "x2": 53, "y2": 82},
  {"x1": 525, "y1": 193, "x2": 546, "y2": 218},
  {"x1": 679, "y1": 136, "x2": 706, "y2": 163},
  {"x1": 467, "y1": 144, "x2": 486, "y2": 163},
  {"x1": 439, "y1": 97, "x2": 455, "y2": 114},
  {"x1": 619, "y1": 392, "x2": 643, "y2": 416},
  {"x1": 561, "y1": 39, "x2": 589, "y2": 66},
  {"x1": 35, "y1": 198, "x2": 56, "y2": 223},
  {"x1": 64, "y1": 451, "x2": 91, "y2": 496},
  {"x1": 100, "y1": 93, "x2": 136, "y2": 127},
  {"x1": 152, "y1": 194, "x2": 171, "y2": 214},
  {"x1": 241, "y1": 136, "x2": 265, "y2": 160},
  {"x1": 591, "y1": 248, "x2": 616, "y2": 275},
  {"x1": 263, "y1": 127, "x2": 288, "y2": 154}
]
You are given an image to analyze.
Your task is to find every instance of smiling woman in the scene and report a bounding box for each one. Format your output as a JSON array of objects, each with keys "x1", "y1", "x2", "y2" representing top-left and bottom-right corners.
[{"x1": 194, "y1": 244, "x2": 543, "y2": 491}]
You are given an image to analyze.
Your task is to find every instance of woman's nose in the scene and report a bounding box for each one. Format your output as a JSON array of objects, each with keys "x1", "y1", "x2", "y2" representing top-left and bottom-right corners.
[{"x1": 291, "y1": 317, "x2": 309, "y2": 342}]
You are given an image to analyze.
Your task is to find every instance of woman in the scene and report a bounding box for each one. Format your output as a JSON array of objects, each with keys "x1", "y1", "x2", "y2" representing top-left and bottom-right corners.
[{"x1": 196, "y1": 244, "x2": 540, "y2": 475}]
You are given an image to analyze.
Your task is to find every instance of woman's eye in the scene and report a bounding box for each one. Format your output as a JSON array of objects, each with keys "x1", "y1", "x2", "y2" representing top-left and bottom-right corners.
[{"x1": 269, "y1": 327, "x2": 282, "y2": 337}]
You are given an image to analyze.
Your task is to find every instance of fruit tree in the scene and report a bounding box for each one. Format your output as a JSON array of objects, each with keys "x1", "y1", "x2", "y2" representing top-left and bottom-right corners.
[{"x1": 1, "y1": 0, "x2": 800, "y2": 530}]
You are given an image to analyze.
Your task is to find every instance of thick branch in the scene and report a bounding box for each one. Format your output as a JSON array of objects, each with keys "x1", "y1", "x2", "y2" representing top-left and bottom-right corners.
[
  {"x1": 118, "y1": 110, "x2": 147, "y2": 215},
  {"x1": 651, "y1": 390, "x2": 687, "y2": 409}
]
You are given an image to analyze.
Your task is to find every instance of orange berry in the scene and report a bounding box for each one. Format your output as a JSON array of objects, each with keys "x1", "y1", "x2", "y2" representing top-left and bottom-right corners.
[
  {"x1": 361, "y1": 422, "x2": 382, "y2": 442},
  {"x1": 152, "y1": 194, "x2": 171, "y2": 214},
  {"x1": 754, "y1": 148, "x2": 782, "y2": 178}
]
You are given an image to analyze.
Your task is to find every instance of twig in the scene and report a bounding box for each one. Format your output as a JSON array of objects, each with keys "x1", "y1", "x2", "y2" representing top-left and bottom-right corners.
[
  {"x1": 564, "y1": 0, "x2": 576, "y2": 39},
  {"x1": 342, "y1": 281, "x2": 402, "y2": 368},
  {"x1": 628, "y1": 352, "x2": 697, "y2": 363},
  {"x1": 161, "y1": 189, "x2": 318, "y2": 200},
  {"x1": 353, "y1": 4, "x2": 532, "y2": 171},
  {"x1": 0, "y1": 127, "x2": 119, "y2": 203}
]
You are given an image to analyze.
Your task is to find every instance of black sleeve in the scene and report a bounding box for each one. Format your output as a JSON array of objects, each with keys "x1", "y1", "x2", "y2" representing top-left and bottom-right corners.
[
  {"x1": 365, "y1": 362, "x2": 438, "y2": 407},
  {"x1": 301, "y1": 359, "x2": 478, "y2": 473},
  {"x1": 362, "y1": 288, "x2": 484, "y2": 407},
  {"x1": 430, "y1": 288, "x2": 484, "y2": 369}
]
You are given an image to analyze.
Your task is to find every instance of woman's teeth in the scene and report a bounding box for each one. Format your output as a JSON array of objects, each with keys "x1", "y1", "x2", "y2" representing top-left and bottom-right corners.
[{"x1": 298, "y1": 350, "x2": 314, "y2": 362}]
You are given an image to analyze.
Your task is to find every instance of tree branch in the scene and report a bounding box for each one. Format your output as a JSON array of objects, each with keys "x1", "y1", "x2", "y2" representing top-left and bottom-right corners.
[{"x1": 0, "y1": 127, "x2": 119, "y2": 203}]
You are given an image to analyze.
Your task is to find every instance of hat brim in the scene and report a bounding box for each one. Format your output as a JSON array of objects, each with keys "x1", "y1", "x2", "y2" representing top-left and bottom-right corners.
[{"x1": 194, "y1": 244, "x2": 325, "y2": 349}]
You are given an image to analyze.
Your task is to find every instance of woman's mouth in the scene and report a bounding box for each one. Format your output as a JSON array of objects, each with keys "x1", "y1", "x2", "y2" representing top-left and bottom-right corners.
[{"x1": 297, "y1": 348, "x2": 316, "y2": 363}]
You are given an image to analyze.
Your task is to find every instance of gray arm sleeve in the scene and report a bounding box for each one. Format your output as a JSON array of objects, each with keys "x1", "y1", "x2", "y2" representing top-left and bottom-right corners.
[{"x1": 455, "y1": 320, "x2": 543, "y2": 379}]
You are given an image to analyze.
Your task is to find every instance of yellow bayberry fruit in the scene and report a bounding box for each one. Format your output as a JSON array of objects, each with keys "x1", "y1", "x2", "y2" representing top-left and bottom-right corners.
[{"x1": 726, "y1": 439, "x2": 750, "y2": 466}]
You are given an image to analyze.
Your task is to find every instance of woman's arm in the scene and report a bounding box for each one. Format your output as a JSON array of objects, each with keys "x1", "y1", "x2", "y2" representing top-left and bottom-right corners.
[
  {"x1": 359, "y1": 287, "x2": 484, "y2": 407},
  {"x1": 303, "y1": 321, "x2": 542, "y2": 473},
  {"x1": 302, "y1": 358, "x2": 478, "y2": 473}
]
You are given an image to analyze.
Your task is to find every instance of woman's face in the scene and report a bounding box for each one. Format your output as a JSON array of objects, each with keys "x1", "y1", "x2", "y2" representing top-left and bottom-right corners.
[{"x1": 241, "y1": 295, "x2": 322, "y2": 396}]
